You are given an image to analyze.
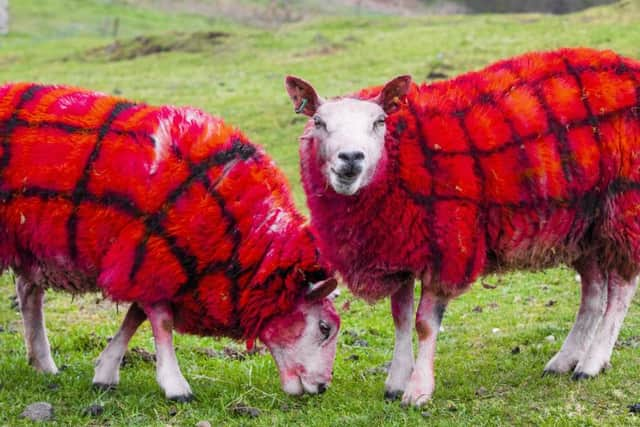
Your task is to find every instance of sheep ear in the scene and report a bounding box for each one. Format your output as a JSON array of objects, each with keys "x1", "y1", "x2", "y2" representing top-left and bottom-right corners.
[
  {"x1": 285, "y1": 75, "x2": 324, "y2": 116},
  {"x1": 306, "y1": 277, "x2": 338, "y2": 301},
  {"x1": 375, "y1": 75, "x2": 412, "y2": 114}
]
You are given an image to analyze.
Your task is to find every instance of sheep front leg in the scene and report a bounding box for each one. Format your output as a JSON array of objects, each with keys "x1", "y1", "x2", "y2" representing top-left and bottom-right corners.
[
  {"x1": 15, "y1": 276, "x2": 58, "y2": 374},
  {"x1": 384, "y1": 280, "x2": 415, "y2": 400},
  {"x1": 93, "y1": 303, "x2": 146, "y2": 389},
  {"x1": 143, "y1": 302, "x2": 193, "y2": 401},
  {"x1": 401, "y1": 286, "x2": 448, "y2": 407}
]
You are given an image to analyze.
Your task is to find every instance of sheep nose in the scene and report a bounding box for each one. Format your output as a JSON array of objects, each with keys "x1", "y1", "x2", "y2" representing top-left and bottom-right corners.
[
  {"x1": 338, "y1": 151, "x2": 365, "y2": 164},
  {"x1": 317, "y1": 383, "x2": 328, "y2": 394}
]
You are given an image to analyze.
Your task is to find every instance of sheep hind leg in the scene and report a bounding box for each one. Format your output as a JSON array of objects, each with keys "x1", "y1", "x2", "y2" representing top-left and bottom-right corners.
[
  {"x1": 15, "y1": 276, "x2": 58, "y2": 374},
  {"x1": 92, "y1": 303, "x2": 146, "y2": 390},
  {"x1": 384, "y1": 279, "x2": 415, "y2": 400},
  {"x1": 143, "y1": 301, "x2": 193, "y2": 401},
  {"x1": 573, "y1": 272, "x2": 638, "y2": 379},
  {"x1": 544, "y1": 259, "x2": 607, "y2": 375}
]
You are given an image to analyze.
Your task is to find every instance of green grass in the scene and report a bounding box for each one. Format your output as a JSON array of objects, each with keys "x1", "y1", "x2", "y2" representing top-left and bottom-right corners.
[{"x1": 1, "y1": 0, "x2": 640, "y2": 425}]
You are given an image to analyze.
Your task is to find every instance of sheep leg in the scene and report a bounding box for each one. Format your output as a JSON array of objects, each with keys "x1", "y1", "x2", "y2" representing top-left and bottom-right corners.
[
  {"x1": 384, "y1": 279, "x2": 415, "y2": 400},
  {"x1": 15, "y1": 276, "x2": 58, "y2": 374},
  {"x1": 143, "y1": 301, "x2": 193, "y2": 401},
  {"x1": 573, "y1": 273, "x2": 638, "y2": 379},
  {"x1": 401, "y1": 285, "x2": 448, "y2": 407},
  {"x1": 92, "y1": 303, "x2": 146, "y2": 389},
  {"x1": 544, "y1": 260, "x2": 607, "y2": 374}
]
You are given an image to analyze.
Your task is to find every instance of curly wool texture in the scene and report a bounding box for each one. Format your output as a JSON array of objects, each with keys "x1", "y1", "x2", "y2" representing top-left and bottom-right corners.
[
  {"x1": 301, "y1": 48, "x2": 640, "y2": 301},
  {"x1": 0, "y1": 83, "x2": 328, "y2": 339}
]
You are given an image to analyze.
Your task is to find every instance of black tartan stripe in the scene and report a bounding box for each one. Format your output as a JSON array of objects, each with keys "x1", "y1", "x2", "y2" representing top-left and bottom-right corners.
[
  {"x1": 127, "y1": 139, "x2": 257, "y2": 283},
  {"x1": 452, "y1": 111, "x2": 487, "y2": 283},
  {"x1": 66, "y1": 101, "x2": 136, "y2": 261},
  {"x1": 0, "y1": 85, "x2": 46, "y2": 175},
  {"x1": 407, "y1": 102, "x2": 443, "y2": 281}
]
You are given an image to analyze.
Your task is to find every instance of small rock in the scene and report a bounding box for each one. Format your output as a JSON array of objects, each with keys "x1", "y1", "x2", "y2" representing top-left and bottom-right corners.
[
  {"x1": 629, "y1": 403, "x2": 640, "y2": 413},
  {"x1": 168, "y1": 406, "x2": 178, "y2": 417},
  {"x1": 230, "y1": 403, "x2": 261, "y2": 418},
  {"x1": 475, "y1": 386, "x2": 488, "y2": 397},
  {"x1": 482, "y1": 282, "x2": 497, "y2": 289},
  {"x1": 421, "y1": 411, "x2": 432, "y2": 417},
  {"x1": 545, "y1": 335, "x2": 555, "y2": 342},
  {"x1": 545, "y1": 300, "x2": 556, "y2": 307},
  {"x1": 472, "y1": 306, "x2": 483, "y2": 313},
  {"x1": 492, "y1": 328, "x2": 500, "y2": 334},
  {"x1": 21, "y1": 402, "x2": 54, "y2": 421},
  {"x1": 353, "y1": 339, "x2": 369, "y2": 348},
  {"x1": 196, "y1": 421, "x2": 212, "y2": 427},
  {"x1": 347, "y1": 354, "x2": 359, "y2": 361},
  {"x1": 511, "y1": 346, "x2": 521, "y2": 354},
  {"x1": 47, "y1": 383, "x2": 59, "y2": 391},
  {"x1": 83, "y1": 404, "x2": 104, "y2": 417}
]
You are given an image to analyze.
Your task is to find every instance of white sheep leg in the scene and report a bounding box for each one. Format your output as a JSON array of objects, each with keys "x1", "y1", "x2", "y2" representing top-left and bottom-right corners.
[
  {"x1": 15, "y1": 276, "x2": 58, "y2": 374},
  {"x1": 384, "y1": 280, "x2": 415, "y2": 400},
  {"x1": 92, "y1": 303, "x2": 146, "y2": 389},
  {"x1": 544, "y1": 260, "x2": 607, "y2": 374},
  {"x1": 401, "y1": 286, "x2": 447, "y2": 407},
  {"x1": 144, "y1": 302, "x2": 193, "y2": 401},
  {"x1": 573, "y1": 273, "x2": 638, "y2": 379}
]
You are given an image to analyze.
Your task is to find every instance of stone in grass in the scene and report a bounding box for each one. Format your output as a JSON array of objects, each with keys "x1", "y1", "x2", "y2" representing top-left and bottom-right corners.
[
  {"x1": 629, "y1": 403, "x2": 640, "y2": 414},
  {"x1": 83, "y1": 404, "x2": 104, "y2": 417},
  {"x1": 230, "y1": 403, "x2": 261, "y2": 418},
  {"x1": 196, "y1": 421, "x2": 212, "y2": 427},
  {"x1": 21, "y1": 402, "x2": 54, "y2": 421}
]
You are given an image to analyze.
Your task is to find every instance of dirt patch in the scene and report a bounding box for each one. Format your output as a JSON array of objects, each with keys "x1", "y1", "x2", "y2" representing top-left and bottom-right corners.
[{"x1": 80, "y1": 31, "x2": 229, "y2": 62}]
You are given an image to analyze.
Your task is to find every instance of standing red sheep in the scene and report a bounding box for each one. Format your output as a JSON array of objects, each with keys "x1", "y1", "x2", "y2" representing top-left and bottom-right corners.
[
  {"x1": 0, "y1": 83, "x2": 339, "y2": 400},
  {"x1": 286, "y1": 47, "x2": 640, "y2": 406}
]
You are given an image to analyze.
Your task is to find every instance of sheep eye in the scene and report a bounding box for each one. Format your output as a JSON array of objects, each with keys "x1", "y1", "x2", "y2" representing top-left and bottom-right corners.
[
  {"x1": 373, "y1": 116, "x2": 386, "y2": 129},
  {"x1": 313, "y1": 116, "x2": 326, "y2": 130},
  {"x1": 319, "y1": 320, "x2": 331, "y2": 340}
]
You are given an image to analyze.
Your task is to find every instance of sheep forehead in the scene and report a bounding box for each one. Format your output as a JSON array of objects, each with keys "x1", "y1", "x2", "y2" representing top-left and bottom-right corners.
[{"x1": 317, "y1": 98, "x2": 383, "y2": 132}]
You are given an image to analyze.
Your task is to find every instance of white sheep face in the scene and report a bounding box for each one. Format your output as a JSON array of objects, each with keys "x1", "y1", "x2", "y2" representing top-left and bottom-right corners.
[
  {"x1": 285, "y1": 75, "x2": 412, "y2": 196},
  {"x1": 312, "y1": 98, "x2": 387, "y2": 195},
  {"x1": 258, "y1": 279, "x2": 340, "y2": 395}
]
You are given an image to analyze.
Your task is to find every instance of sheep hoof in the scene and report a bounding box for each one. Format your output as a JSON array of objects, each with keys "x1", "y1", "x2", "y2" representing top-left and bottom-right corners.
[
  {"x1": 571, "y1": 372, "x2": 593, "y2": 381},
  {"x1": 169, "y1": 393, "x2": 194, "y2": 403},
  {"x1": 92, "y1": 382, "x2": 116, "y2": 391},
  {"x1": 384, "y1": 390, "x2": 403, "y2": 401}
]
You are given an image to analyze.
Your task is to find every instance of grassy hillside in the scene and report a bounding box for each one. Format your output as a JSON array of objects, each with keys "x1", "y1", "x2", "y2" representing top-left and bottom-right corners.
[{"x1": 1, "y1": 0, "x2": 640, "y2": 425}]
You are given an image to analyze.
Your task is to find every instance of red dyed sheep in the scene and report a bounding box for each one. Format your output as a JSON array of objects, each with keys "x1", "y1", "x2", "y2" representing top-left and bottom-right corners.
[
  {"x1": 286, "y1": 47, "x2": 640, "y2": 406},
  {"x1": 0, "y1": 83, "x2": 339, "y2": 400}
]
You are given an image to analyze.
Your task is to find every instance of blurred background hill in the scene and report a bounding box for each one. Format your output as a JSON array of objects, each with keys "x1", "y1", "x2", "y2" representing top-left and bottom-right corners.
[{"x1": 121, "y1": 0, "x2": 619, "y2": 25}]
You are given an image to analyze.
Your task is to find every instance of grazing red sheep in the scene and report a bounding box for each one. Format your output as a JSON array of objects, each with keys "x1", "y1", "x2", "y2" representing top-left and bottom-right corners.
[
  {"x1": 286, "y1": 47, "x2": 640, "y2": 406},
  {"x1": 0, "y1": 83, "x2": 339, "y2": 401}
]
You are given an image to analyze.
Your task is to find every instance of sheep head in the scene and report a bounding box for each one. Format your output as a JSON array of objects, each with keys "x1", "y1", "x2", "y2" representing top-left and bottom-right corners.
[
  {"x1": 258, "y1": 277, "x2": 340, "y2": 395},
  {"x1": 285, "y1": 75, "x2": 412, "y2": 195}
]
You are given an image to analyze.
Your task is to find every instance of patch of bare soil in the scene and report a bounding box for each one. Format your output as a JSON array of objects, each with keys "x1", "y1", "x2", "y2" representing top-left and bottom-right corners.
[{"x1": 80, "y1": 31, "x2": 229, "y2": 62}]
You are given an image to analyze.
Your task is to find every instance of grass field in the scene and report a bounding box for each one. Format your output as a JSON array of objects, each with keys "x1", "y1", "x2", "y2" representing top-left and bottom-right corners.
[{"x1": 1, "y1": 1, "x2": 640, "y2": 425}]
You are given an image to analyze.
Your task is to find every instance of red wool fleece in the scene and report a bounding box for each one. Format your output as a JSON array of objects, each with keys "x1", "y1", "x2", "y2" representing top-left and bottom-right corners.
[
  {"x1": 0, "y1": 83, "x2": 330, "y2": 340},
  {"x1": 301, "y1": 48, "x2": 640, "y2": 301}
]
